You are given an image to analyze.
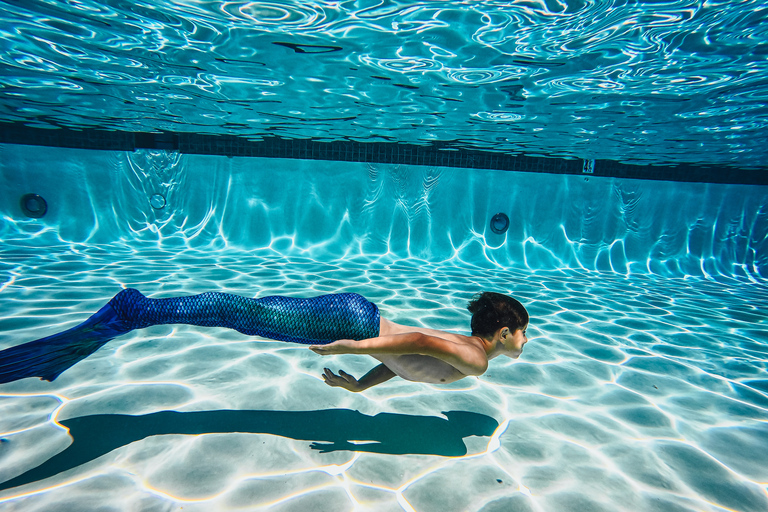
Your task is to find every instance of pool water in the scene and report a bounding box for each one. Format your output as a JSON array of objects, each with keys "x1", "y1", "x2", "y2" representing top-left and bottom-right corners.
[
  {"x1": 2, "y1": 0, "x2": 768, "y2": 510},
  {"x1": 1, "y1": 146, "x2": 767, "y2": 511}
]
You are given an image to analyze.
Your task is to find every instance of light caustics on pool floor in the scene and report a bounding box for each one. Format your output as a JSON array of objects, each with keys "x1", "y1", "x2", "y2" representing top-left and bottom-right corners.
[{"x1": 0, "y1": 250, "x2": 767, "y2": 512}]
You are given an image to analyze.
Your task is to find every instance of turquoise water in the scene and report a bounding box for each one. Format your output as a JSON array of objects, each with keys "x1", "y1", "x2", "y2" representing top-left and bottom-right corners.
[
  {"x1": 1, "y1": 145, "x2": 767, "y2": 511},
  {"x1": 1, "y1": 0, "x2": 768, "y2": 167},
  {"x1": 1, "y1": 0, "x2": 768, "y2": 511}
]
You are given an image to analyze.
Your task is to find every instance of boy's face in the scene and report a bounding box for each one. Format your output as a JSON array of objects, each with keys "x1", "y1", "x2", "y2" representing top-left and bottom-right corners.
[{"x1": 503, "y1": 325, "x2": 528, "y2": 358}]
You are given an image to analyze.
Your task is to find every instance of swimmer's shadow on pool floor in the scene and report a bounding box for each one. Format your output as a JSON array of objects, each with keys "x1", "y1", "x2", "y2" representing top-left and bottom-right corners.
[{"x1": 0, "y1": 409, "x2": 499, "y2": 491}]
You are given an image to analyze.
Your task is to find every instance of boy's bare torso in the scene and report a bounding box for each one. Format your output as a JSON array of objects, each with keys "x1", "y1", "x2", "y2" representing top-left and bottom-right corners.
[{"x1": 375, "y1": 317, "x2": 478, "y2": 383}]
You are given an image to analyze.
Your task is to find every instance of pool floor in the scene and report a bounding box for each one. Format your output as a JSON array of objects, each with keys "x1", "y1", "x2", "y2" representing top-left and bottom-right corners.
[{"x1": 1, "y1": 244, "x2": 767, "y2": 512}]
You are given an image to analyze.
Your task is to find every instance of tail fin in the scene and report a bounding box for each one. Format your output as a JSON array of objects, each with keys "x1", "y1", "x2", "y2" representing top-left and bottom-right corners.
[{"x1": 0, "y1": 303, "x2": 129, "y2": 384}]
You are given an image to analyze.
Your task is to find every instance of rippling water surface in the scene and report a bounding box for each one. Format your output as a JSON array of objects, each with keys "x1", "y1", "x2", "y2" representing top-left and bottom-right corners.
[{"x1": 2, "y1": 0, "x2": 768, "y2": 166}]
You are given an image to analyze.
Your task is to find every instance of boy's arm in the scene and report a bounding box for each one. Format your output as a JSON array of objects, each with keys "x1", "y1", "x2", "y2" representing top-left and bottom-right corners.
[
  {"x1": 310, "y1": 333, "x2": 488, "y2": 376},
  {"x1": 321, "y1": 364, "x2": 396, "y2": 392}
]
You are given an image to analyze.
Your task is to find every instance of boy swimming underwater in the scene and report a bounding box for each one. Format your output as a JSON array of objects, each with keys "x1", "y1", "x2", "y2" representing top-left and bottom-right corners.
[{"x1": 0, "y1": 290, "x2": 528, "y2": 391}]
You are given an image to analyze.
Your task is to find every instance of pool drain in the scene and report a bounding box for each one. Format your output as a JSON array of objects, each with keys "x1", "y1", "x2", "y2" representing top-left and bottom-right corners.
[
  {"x1": 150, "y1": 193, "x2": 166, "y2": 210},
  {"x1": 490, "y1": 212, "x2": 509, "y2": 234},
  {"x1": 20, "y1": 193, "x2": 48, "y2": 218}
]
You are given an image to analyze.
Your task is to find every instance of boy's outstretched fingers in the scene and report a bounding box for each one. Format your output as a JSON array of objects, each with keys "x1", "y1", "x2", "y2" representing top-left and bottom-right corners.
[
  {"x1": 309, "y1": 339, "x2": 356, "y2": 356},
  {"x1": 322, "y1": 368, "x2": 361, "y2": 391}
]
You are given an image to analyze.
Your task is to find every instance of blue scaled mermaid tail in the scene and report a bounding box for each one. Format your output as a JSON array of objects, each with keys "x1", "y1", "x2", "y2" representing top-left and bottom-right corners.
[
  {"x1": 0, "y1": 302, "x2": 130, "y2": 384},
  {"x1": 0, "y1": 289, "x2": 380, "y2": 384}
]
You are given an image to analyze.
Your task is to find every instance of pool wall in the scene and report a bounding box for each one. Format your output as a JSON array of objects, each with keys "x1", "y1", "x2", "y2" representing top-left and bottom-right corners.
[{"x1": 2, "y1": 144, "x2": 766, "y2": 279}]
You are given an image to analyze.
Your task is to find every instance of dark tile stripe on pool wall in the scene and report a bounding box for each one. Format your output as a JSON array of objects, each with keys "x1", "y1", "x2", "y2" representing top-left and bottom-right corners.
[{"x1": 1, "y1": 123, "x2": 765, "y2": 185}]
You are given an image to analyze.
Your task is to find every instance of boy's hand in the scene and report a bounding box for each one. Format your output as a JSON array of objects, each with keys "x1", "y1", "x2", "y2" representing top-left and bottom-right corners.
[
  {"x1": 308, "y1": 339, "x2": 356, "y2": 355},
  {"x1": 321, "y1": 367, "x2": 361, "y2": 392}
]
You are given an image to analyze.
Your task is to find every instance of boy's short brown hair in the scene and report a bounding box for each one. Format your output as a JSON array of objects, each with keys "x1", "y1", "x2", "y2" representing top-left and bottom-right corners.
[{"x1": 467, "y1": 292, "x2": 529, "y2": 339}]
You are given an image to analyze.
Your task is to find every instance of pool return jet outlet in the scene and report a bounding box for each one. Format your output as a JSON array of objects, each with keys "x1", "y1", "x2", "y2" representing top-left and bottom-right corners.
[
  {"x1": 20, "y1": 193, "x2": 48, "y2": 218},
  {"x1": 150, "y1": 193, "x2": 166, "y2": 210},
  {"x1": 490, "y1": 212, "x2": 509, "y2": 234}
]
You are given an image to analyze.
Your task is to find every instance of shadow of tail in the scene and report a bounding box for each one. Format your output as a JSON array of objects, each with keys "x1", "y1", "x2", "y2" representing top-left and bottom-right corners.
[{"x1": 0, "y1": 304, "x2": 129, "y2": 384}]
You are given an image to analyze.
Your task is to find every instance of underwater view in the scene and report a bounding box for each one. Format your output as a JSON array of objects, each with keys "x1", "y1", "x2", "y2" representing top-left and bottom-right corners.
[
  {"x1": 1, "y1": 1, "x2": 768, "y2": 512},
  {"x1": 1, "y1": 145, "x2": 767, "y2": 511}
]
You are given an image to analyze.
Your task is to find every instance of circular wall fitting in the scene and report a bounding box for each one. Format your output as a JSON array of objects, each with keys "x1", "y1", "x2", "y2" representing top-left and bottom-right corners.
[
  {"x1": 490, "y1": 212, "x2": 509, "y2": 234},
  {"x1": 150, "y1": 193, "x2": 167, "y2": 210},
  {"x1": 20, "y1": 193, "x2": 48, "y2": 218}
]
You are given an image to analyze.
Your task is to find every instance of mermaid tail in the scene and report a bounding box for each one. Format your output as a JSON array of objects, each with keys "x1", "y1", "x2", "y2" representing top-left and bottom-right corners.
[
  {"x1": 0, "y1": 303, "x2": 130, "y2": 383},
  {"x1": 0, "y1": 289, "x2": 380, "y2": 384},
  {"x1": 107, "y1": 288, "x2": 380, "y2": 344}
]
